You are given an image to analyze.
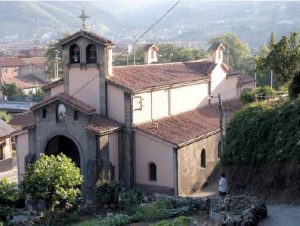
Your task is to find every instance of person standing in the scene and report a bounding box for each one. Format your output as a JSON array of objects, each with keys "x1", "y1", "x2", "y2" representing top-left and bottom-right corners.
[{"x1": 219, "y1": 172, "x2": 227, "y2": 197}]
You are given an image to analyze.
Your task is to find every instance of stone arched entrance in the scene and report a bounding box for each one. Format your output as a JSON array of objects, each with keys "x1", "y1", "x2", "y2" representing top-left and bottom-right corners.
[{"x1": 44, "y1": 135, "x2": 80, "y2": 168}]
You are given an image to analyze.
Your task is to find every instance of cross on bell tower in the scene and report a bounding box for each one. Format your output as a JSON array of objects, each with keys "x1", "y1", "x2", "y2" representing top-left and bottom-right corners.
[{"x1": 78, "y1": 10, "x2": 89, "y2": 30}]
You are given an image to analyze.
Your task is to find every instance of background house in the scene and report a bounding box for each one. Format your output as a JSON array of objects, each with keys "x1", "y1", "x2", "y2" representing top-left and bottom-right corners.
[{"x1": 0, "y1": 119, "x2": 15, "y2": 172}]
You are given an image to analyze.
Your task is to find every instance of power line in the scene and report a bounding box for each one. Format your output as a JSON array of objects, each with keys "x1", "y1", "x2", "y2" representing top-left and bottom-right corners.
[
  {"x1": 113, "y1": 0, "x2": 181, "y2": 64},
  {"x1": 69, "y1": 0, "x2": 181, "y2": 99}
]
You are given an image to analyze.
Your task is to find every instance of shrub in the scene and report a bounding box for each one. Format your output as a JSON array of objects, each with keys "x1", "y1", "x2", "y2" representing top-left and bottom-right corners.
[
  {"x1": 118, "y1": 189, "x2": 144, "y2": 213},
  {"x1": 95, "y1": 179, "x2": 122, "y2": 206},
  {"x1": 21, "y1": 153, "x2": 83, "y2": 208},
  {"x1": 151, "y1": 216, "x2": 194, "y2": 226},
  {"x1": 98, "y1": 214, "x2": 131, "y2": 226},
  {"x1": 289, "y1": 71, "x2": 300, "y2": 99},
  {"x1": 0, "y1": 205, "x2": 17, "y2": 222},
  {"x1": 240, "y1": 86, "x2": 276, "y2": 104},
  {"x1": 223, "y1": 98, "x2": 300, "y2": 165},
  {"x1": 0, "y1": 178, "x2": 24, "y2": 208}
]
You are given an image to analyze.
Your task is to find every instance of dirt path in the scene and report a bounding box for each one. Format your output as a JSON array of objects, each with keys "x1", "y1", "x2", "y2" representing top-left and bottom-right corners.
[{"x1": 261, "y1": 204, "x2": 300, "y2": 226}]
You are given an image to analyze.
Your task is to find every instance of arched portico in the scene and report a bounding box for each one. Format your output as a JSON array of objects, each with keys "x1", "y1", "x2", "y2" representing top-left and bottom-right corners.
[{"x1": 44, "y1": 135, "x2": 81, "y2": 168}]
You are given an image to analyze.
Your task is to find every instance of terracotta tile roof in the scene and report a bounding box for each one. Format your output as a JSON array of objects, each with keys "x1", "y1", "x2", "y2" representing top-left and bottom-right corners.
[
  {"x1": 20, "y1": 57, "x2": 46, "y2": 67},
  {"x1": 31, "y1": 93, "x2": 95, "y2": 114},
  {"x1": 136, "y1": 100, "x2": 242, "y2": 147},
  {"x1": 136, "y1": 104, "x2": 220, "y2": 147},
  {"x1": 59, "y1": 30, "x2": 114, "y2": 47},
  {"x1": 2, "y1": 75, "x2": 46, "y2": 89},
  {"x1": 85, "y1": 114, "x2": 123, "y2": 135},
  {"x1": 0, "y1": 119, "x2": 15, "y2": 137},
  {"x1": 0, "y1": 57, "x2": 26, "y2": 67},
  {"x1": 237, "y1": 74, "x2": 256, "y2": 85},
  {"x1": 144, "y1": 44, "x2": 159, "y2": 51},
  {"x1": 223, "y1": 99, "x2": 243, "y2": 113},
  {"x1": 109, "y1": 60, "x2": 215, "y2": 92},
  {"x1": 10, "y1": 112, "x2": 35, "y2": 130},
  {"x1": 42, "y1": 78, "x2": 64, "y2": 91}
]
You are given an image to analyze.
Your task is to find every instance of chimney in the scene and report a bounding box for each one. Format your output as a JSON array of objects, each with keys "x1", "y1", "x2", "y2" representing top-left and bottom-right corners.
[
  {"x1": 144, "y1": 44, "x2": 159, "y2": 64},
  {"x1": 210, "y1": 42, "x2": 225, "y2": 64}
]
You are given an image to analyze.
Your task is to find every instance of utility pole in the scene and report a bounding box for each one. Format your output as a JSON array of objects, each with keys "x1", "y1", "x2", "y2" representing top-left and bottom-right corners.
[
  {"x1": 271, "y1": 70, "x2": 273, "y2": 88},
  {"x1": 54, "y1": 50, "x2": 60, "y2": 80}
]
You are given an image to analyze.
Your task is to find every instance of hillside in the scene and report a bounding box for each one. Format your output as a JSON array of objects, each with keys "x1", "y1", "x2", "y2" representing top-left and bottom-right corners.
[{"x1": 0, "y1": 1, "x2": 300, "y2": 51}]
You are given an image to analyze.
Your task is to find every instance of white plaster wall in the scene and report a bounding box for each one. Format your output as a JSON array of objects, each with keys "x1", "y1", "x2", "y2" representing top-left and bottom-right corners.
[
  {"x1": 16, "y1": 132, "x2": 29, "y2": 182},
  {"x1": 50, "y1": 84, "x2": 64, "y2": 96},
  {"x1": 152, "y1": 89, "x2": 168, "y2": 120},
  {"x1": 135, "y1": 132, "x2": 174, "y2": 188},
  {"x1": 107, "y1": 85, "x2": 125, "y2": 123},
  {"x1": 69, "y1": 67, "x2": 100, "y2": 113},
  {"x1": 3, "y1": 137, "x2": 12, "y2": 159},
  {"x1": 170, "y1": 83, "x2": 209, "y2": 115},
  {"x1": 109, "y1": 132, "x2": 119, "y2": 181},
  {"x1": 224, "y1": 76, "x2": 238, "y2": 100},
  {"x1": 133, "y1": 92, "x2": 151, "y2": 125},
  {"x1": 210, "y1": 66, "x2": 231, "y2": 103}
]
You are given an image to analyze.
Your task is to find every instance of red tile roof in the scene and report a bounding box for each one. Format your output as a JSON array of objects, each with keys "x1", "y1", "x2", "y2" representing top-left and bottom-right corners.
[
  {"x1": 136, "y1": 104, "x2": 220, "y2": 147},
  {"x1": 59, "y1": 30, "x2": 114, "y2": 47},
  {"x1": 42, "y1": 78, "x2": 64, "y2": 91},
  {"x1": 237, "y1": 74, "x2": 256, "y2": 85},
  {"x1": 108, "y1": 60, "x2": 215, "y2": 92},
  {"x1": 31, "y1": 93, "x2": 95, "y2": 114},
  {"x1": 85, "y1": 114, "x2": 123, "y2": 135},
  {"x1": 0, "y1": 119, "x2": 15, "y2": 137},
  {"x1": 10, "y1": 112, "x2": 35, "y2": 130},
  {"x1": 136, "y1": 100, "x2": 242, "y2": 147},
  {"x1": 2, "y1": 75, "x2": 46, "y2": 89},
  {"x1": 20, "y1": 57, "x2": 46, "y2": 67},
  {"x1": 0, "y1": 57, "x2": 26, "y2": 67}
]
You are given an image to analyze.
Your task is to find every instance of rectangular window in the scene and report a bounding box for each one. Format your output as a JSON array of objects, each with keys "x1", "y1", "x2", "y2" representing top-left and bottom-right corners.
[{"x1": 74, "y1": 110, "x2": 79, "y2": 120}]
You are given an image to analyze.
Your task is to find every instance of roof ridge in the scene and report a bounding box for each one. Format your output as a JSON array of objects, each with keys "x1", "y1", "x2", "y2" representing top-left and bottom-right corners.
[{"x1": 113, "y1": 59, "x2": 211, "y2": 69}]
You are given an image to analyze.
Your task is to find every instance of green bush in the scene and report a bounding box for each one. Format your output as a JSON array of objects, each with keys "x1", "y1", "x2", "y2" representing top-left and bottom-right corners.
[
  {"x1": 0, "y1": 111, "x2": 11, "y2": 123},
  {"x1": 151, "y1": 216, "x2": 194, "y2": 226},
  {"x1": 240, "y1": 86, "x2": 276, "y2": 104},
  {"x1": 223, "y1": 98, "x2": 300, "y2": 165},
  {"x1": 0, "y1": 205, "x2": 17, "y2": 222},
  {"x1": 95, "y1": 179, "x2": 122, "y2": 206},
  {"x1": 118, "y1": 189, "x2": 144, "y2": 213},
  {"x1": 21, "y1": 153, "x2": 83, "y2": 208},
  {"x1": 98, "y1": 214, "x2": 131, "y2": 226},
  {"x1": 289, "y1": 71, "x2": 300, "y2": 99},
  {"x1": 0, "y1": 178, "x2": 23, "y2": 208}
]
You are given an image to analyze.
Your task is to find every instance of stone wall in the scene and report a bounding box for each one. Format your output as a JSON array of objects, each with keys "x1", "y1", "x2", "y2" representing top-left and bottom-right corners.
[
  {"x1": 177, "y1": 131, "x2": 220, "y2": 196},
  {"x1": 29, "y1": 102, "x2": 98, "y2": 203}
]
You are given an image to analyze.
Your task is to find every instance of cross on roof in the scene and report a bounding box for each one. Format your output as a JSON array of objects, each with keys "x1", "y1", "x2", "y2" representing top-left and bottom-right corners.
[{"x1": 78, "y1": 10, "x2": 89, "y2": 30}]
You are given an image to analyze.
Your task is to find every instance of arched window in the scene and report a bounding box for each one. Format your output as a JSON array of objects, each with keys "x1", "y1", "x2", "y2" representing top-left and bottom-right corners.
[
  {"x1": 149, "y1": 162, "x2": 157, "y2": 181},
  {"x1": 42, "y1": 109, "x2": 47, "y2": 119},
  {"x1": 201, "y1": 149, "x2": 206, "y2": 168},
  {"x1": 86, "y1": 44, "x2": 97, "y2": 63},
  {"x1": 70, "y1": 44, "x2": 80, "y2": 63}
]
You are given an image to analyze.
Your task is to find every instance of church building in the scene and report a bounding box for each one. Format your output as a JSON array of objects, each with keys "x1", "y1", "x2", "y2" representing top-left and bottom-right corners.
[{"x1": 13, "y1": 28, "x2": 255, "y2": 203}]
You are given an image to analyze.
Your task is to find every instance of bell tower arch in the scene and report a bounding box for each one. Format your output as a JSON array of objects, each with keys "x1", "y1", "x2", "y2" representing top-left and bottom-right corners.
[{"x1": 59, "y1": 29, "x2": 114, "y2": 115}]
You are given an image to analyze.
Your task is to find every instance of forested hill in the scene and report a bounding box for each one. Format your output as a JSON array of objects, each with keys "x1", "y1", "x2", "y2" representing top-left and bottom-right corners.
[{"x1": 1, "y1": 1, "x2": 300, "y2": 51}]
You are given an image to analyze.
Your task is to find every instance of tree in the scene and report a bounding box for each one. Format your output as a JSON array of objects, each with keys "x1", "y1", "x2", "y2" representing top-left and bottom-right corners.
[
  {"x1": 257, "y1": 32, "x2": 300, "y2": 82},
  {"x1": 2, "y1": 82, "x2": 23, "y2": 97},
  {"x1": 115, "y1": 44, "x2": 208, "y2": 66},
  {"x1": 21, "y1": 153, "x2": 83, "y2": 208},
  {"x1": 209, "y1": 33, "x2": 251, "y2": 70},
  {"x1": 44, "y1": 41, "x2": 63, "y2": 80},
  {"x1": 0, "y1": 111, "x2": 11, "y2": 123},
  {"x1": 289, "y1": 71, "x2": 300, "y2": 99}
]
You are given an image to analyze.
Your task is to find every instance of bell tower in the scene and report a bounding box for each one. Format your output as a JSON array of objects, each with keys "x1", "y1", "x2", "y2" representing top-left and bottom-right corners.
[{"x1": 59, "y1": 11, "x2": 114, "y2": 115}]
